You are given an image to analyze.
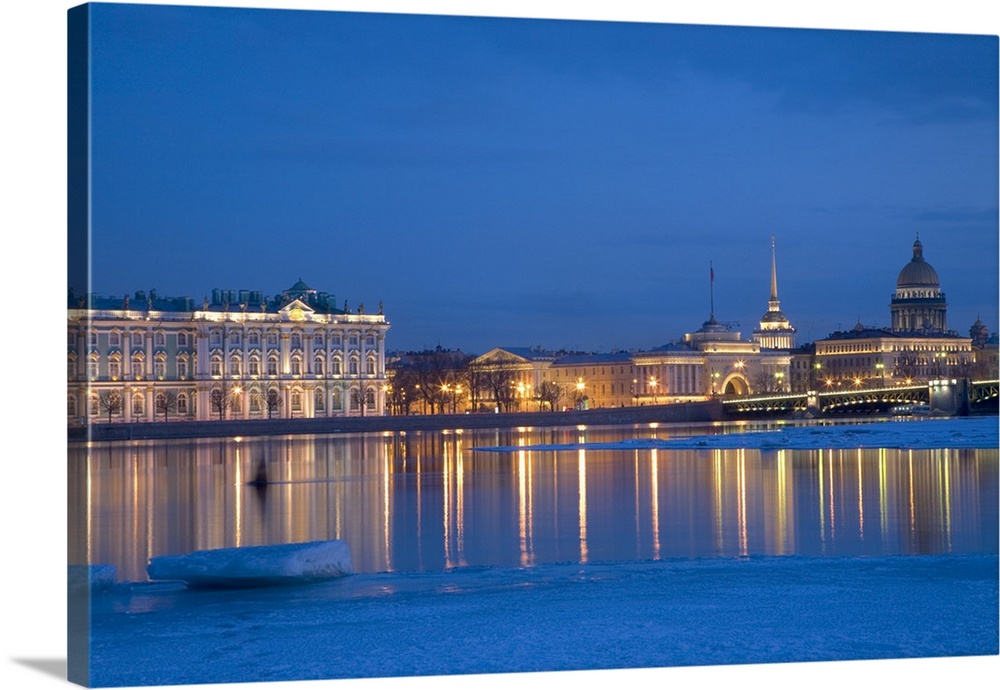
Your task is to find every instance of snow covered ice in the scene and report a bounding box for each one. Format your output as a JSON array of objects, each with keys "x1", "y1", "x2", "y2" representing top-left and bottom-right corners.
[
  {"x1": 146, "y1": 540, "x2": 353, "y2": 588},
  {"x1": 475, "y1": 415, "x2": 999, "y2": 452}
]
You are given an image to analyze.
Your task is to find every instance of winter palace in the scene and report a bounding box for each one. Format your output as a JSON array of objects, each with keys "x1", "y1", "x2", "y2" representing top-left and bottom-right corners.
[{"x1": 68, "y1": 279, "x2": 390, "y2": 424}]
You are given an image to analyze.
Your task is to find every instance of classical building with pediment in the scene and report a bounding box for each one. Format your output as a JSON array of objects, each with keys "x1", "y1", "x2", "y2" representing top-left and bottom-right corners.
[{"x1": 67, "y1": 279, "x2": 390, "y2": 424}]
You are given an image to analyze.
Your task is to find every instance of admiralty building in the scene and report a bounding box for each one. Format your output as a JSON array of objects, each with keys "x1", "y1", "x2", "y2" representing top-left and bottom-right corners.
[{"x1": 68, "y1": 280, "x2": 390, "y2": 424}]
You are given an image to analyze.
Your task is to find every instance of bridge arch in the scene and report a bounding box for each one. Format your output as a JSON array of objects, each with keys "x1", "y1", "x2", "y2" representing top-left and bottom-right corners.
[{"x1": 722, "y1": 373, "x2": 750, "y2": 396}]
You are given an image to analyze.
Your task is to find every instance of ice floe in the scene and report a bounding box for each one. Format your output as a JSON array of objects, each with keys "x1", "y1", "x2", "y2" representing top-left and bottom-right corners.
[{"x1": 146, "y1": 539, "x2": 353, "y2": 588}]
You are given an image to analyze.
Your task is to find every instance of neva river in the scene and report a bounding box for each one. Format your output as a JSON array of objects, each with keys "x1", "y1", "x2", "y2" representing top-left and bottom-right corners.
[
  {"x1": 64, "y1": 416, "x2": 999, "y2": 688},
  {"x1": 68, "y1": 419, "x2": 998, "y2": 583}
]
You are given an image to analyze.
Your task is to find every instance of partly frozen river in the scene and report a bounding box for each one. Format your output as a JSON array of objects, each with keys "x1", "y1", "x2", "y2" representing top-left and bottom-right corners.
[
  {"x1": 69, "y1": 417, "x2": 998, "y2": 583},
  {"x1": 67, "y1": 415, "x2": 999, "y2": 688}
]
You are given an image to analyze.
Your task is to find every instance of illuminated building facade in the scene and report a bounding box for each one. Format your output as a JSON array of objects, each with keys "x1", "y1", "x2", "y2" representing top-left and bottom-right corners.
[
  {"x1": 68, "y1": 279, "x2": 390, "y2": 424},
  {"x1": 814, "y1": 237, "x2": 973, "y2": 387}
]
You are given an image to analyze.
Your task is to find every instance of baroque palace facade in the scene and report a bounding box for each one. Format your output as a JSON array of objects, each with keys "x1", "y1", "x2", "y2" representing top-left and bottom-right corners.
[{"x1": 68, "y1": 280, "x2": 390, "y2": 424}]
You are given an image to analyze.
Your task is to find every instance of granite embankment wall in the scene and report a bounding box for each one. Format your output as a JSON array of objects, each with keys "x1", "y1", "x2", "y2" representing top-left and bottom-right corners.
[{"x1": 71, "y1": 400, "x2": 726, "y2": 442}]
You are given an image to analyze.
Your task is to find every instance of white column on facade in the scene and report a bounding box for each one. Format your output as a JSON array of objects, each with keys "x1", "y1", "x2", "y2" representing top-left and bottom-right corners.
[
  {"x1": 280, "y1": 332, "x2": 290, "y2": 375},
  {"x1": 196, "y1": 383, "x2": 209, "y2": 421},
  {"x1": 195, "y1": 325, "x2": 209, "y2": 378}
]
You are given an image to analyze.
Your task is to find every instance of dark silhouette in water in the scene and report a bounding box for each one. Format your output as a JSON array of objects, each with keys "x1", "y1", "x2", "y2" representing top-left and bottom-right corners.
[{"x1": 248, "y1": 457, "x2": 269, "y2": 486}]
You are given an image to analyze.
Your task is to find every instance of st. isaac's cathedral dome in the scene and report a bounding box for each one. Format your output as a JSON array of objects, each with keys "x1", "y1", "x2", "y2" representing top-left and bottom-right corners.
[
  {"x1": 890, "y1": 236, "x2": 947, "y2": 333},
  {"x1": 896, "y1": 237, "x2": 940, "y2": 289}
]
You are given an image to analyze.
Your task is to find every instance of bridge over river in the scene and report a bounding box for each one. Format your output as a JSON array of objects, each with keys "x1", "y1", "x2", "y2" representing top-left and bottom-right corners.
[{"x1": 721, "y1": 378, "x2": 999, "y2": 418}]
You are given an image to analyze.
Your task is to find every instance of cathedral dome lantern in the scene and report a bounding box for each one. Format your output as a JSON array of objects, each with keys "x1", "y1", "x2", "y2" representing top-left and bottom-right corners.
[
  {"x1": 890, "y1": 236, "x2": 947, "y2": 333},
  {"x1": 896, "y1": 238, "x2": 941, "y2": 289}
]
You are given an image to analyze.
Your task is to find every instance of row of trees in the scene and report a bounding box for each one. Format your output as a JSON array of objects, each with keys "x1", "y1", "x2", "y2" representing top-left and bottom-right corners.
[
  {"x1": 386, "y1": 348, "x2": 565, "y2": 415},
  {"x1": 91, "y1": 387, "x2": 287, "y2": 422}
]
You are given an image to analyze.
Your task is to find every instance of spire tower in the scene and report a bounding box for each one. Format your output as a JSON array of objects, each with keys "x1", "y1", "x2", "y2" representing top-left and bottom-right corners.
[{"x1": 752, "y1": 236, "x2": 796, "y2": 350}]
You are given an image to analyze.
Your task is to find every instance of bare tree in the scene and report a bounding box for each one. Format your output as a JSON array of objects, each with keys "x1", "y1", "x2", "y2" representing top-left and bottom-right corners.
[
  {"x1": 391, "y1": 348, "x2": 472, "y2": 415},
  {"x1": 473, "y1": 354, "x2": 520, "y2": 413},
  {"x1": 536, "y1": 380, "x2": 563, "y2": 411},
  {"x1": 209, "y1": 388, "x2": 232, "y2": 420},
  {"x1": 386, "y1": 366, "x2": 417, "y2": 415},
  {"x1": 264, "y1": 389, "x2": 283, "y2": 419},
  {"x1": 154, "y1": 390, "x2": 178, "y2": 422},
  {"x1": 98, "y1": 390, "x2": 123, "y2": 423}
]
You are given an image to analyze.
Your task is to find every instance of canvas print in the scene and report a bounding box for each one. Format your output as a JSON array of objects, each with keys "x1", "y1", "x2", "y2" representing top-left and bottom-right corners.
[{"x1": 66, "y1": 2, "x2": 998, "y2": 688}]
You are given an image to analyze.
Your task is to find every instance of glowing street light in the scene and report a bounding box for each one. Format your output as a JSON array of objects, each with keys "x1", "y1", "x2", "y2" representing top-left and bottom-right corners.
[{"x1": 648, "y1": 376, "x2": 658, "y2": 404}]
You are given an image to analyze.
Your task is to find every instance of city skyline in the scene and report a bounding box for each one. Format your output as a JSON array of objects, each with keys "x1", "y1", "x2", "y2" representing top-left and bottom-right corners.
[{"x1": 74, "y1": 1, "x2": 998, "y2": 355}]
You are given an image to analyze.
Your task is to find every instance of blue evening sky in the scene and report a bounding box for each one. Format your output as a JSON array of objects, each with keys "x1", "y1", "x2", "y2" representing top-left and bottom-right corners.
[{"x1": 83, "y1": 2, "x2": 998, "y2": 354}]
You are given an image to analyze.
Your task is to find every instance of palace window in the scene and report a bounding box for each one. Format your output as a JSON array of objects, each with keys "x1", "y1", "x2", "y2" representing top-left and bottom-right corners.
[
  {"x1": 314, "y1": 388, "x2": 325, "y2": 412},
  {"x1": 267, "y1": 355, "x2": 278, "y2": 376},
  {"x1": 366, "y1": 357, "x2": 376, "y2": 376},
  {"x1": 315, "y1": 356, "x2": 325, "y2": 376},
  {"x1": 249, "y1": 392, "x2": 261, "y2": 414},
  {"x1": 365, "y1": 336, "x2": 375, "y2": 348},
  {"x1": 332, "y1": 357, "x2": 342, "y2": 375},
  {"x1": 88, "y1": 331, "x2": 98, "y2": 348},
  {"x1": 109, "y1": 358, "x2": 121, "y2": 381},
  {"x1": 248, "y1": 356, "x2": 260, "y2": 377},
  {"x1": 68, "y1": 394, "x2": 77, "y2": 417},
  {"x1": 178, "y1": 394, "x2": 188, "y2": 414},
  {"x1": 314, "y1": 333, "x2": 324, "y2": 347},
  {"x1": 88, "y1": 394, "x2": 99, "y2": 416},
  {"x1": 291, "y1": 333, "x2": 302, "y2": 349},
  {"x1": 177, "y1": 331, "x2": 188, "y2": 348},
  {"x1": 132, "y1": 393, "x2": 144, "y2": 416},
  {"x1": 291, "y1": 356, "x2": 302, "y2": 376},
  {"x1": 132, "y1": 355, "x2": 144, "y2": 380},
  {"x1": 331, "y1": 388, "x2": 342, "y2": 410},
  {"x1": 132, "y1": 331, "x2": 144, "y2": 347},
  {"x1": 248, "y1": 331, "x2": 260, "y2": 347},
  {"x1": 349, "y1": 335, "x2": 359, "y2": 347},
  {"x1": 211, "y1": 355, "x2": 222, "y2": 377},
  {"x1": 68, "y1": 357, "x2": 76, "y2": 380},
  {"x1": 154, "y1": 357, "x2": 166, "y2": 380},
  {"x1": 349, "y1": 357, "x2": 359, "y2": 376},
  {"x1": 177, "y1": 357, "x2": 189, "y2": 380},
  {"x1": 230, "y1": 331, "x2": 241, "y2": 346},
  {"x1": 154, "y1": 331, "x2": 165, "y2": 347},
  {"x1": 331, "y1": 334, "x2": 342, "y2": 347},
  {"x1": 210, "y1": 331, "x2": 222, "y2": 347},
  {"x1": 88, "y1": 357, "x2": 99, "y2": 381},
  {"x1": 109, "y1": 331, "x2": 120, "y2": 347},
  {"x1": 291, "y1": 390, "x2": 302, "y2": 413},
  {"x1": 267, "y1": 331, "x2": 278, "y2": 347},
  {"x1": 229, "y1": 356, "x2": 242, "y2": 377}
]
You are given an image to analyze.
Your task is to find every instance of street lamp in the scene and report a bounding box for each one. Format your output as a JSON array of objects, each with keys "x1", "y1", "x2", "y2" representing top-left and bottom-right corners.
[
  {"x1": 875, "y1": 361, "x2": 885, "y2": 387},
  {"x1": 632, "y1": 378, "x2": 638, "y2": 407},
  {"x1": 774, "y1": 370, "x2": 784, "y2": 392},
  {"x1": 648, "y1": 376, "x2": 658, "y2": 404},
  {"x1": 576, "y1": 379, "x2": 585, "y2": 409},
  {"x1": 711, "y1": 371, "x2": 720, "y2": 397}
]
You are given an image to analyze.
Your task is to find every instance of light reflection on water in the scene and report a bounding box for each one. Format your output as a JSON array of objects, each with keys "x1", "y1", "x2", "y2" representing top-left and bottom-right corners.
[{"x1": 68, "y1": 423, "x2": 999, "y2": 582}]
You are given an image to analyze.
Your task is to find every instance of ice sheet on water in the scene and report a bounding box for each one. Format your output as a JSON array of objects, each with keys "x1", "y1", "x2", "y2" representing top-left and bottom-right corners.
[
  {"x1": 474, "y1": 415, "x2": 998, "y2": 452},
  {"x1": 146, "y1": 539, "x2": 353, "y2": 588}
]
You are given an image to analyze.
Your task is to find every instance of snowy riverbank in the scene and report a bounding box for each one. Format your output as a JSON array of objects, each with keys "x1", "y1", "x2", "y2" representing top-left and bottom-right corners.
[{"x1": 87, "y1": 553, "x2": 998, "y2": 688}]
